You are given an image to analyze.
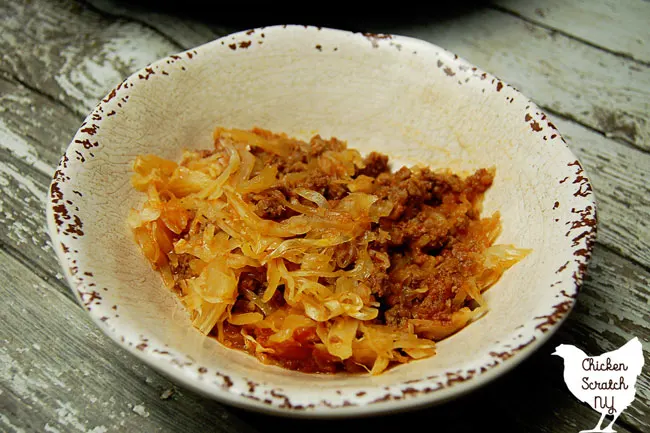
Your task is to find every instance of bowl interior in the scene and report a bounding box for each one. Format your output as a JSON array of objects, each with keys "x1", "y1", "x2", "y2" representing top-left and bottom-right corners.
[{"x1": 48, "y1": 25, "x2": 596, "y2": 415}]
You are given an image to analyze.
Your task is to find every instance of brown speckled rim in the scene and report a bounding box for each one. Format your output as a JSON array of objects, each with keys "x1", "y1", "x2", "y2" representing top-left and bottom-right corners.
[{"x1": 46, "y1": 25, "x2": 597, "y2": 417}]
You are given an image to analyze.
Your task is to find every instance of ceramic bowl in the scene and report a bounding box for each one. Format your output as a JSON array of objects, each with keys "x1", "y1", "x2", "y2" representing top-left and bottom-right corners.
[{"x1": 47, "y1": 25, "x2": 596, "y2": 417}]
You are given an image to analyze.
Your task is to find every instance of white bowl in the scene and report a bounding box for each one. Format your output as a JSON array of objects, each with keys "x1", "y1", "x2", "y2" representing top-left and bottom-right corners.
[{"x1": 47, "y1": 25, "x2": 597, "y2": 417}]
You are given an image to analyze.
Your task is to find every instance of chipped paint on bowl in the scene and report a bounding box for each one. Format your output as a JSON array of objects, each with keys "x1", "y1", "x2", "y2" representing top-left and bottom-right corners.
[{"x1": 46, "y1": 25, "x2": 596, "y2": 417}]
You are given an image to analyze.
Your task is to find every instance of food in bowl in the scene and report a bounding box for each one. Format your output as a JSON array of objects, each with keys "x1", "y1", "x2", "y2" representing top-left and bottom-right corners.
[{"x1": 128, "y1": 127, "x2": 530, "y2": 374}]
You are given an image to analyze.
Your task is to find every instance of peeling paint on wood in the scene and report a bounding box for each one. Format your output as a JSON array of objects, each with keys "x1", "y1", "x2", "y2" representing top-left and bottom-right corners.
[
  {"x1": 552, "y1": 116, "x2": 650, "y2": 269},
  {"x1": 0, "y1": 0, "x2": 648, "y2": 432},
  {"x1": 0, "y1": 0, "x2": 179, "y2": 116},
  {"x1": 377, "y1": 9, "x2": 650, "y2": 151},
  {"x1": 0, "y1": 249, "x2": 259, "y2": 433},
  {"x1": 494, "y1": 0, "x2": 650, "y2": 64}
]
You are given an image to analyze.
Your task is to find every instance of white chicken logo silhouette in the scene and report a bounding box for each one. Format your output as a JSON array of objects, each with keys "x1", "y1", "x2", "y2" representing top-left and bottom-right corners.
[{"x1": 553, "y1": 337, "x2": 644, "y2": 432}]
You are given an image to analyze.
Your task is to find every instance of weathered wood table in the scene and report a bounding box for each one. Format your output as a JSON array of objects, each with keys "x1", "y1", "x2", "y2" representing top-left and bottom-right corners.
[{"x1": 1, "y1": 1, "x2": 648, "y2": 432}]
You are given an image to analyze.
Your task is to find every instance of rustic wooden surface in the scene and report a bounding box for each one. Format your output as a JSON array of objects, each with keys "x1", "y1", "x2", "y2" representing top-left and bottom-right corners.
[{"x1": 1, "y1": 0, "x2": 648, "y2": 432}]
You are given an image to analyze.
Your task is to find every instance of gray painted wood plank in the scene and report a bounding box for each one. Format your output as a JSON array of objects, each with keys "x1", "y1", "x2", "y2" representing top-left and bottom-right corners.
[
  {"x1": 1, "y1": 244, "x2": 644, "y2": 433},
  {"x1": 82, "y1": 0, "x2": 229, "y2": 50},
  {"x1": 0, "y1": 50, "x2": 648, "y2": 274},
  {"x1": 0, "y1": 248, "x2": 260, "y2": 433},
  {"x1": 493, "y1": 0, "x2": 650, "y2": 64},
  {"x1": 374, "y1": 9, "x2": 650, "y2": 152},
  {"x1": 0, "y1": 0, "x2": 648, "y2": 431},
  {"x1": 86, "y1": 0, "x2": 650, "y2": 151},
  {"x1": 0, "y1": 0, "x2": 179, "y2": 117},
  {"x1": 0, "y1": 74, "x2": 84, "y2": 300},
  {"x1": 551, "y1": 116, "x2": 650, "y2": 269},
  {"x1": 0, "y1": 72, "x2": 78, "y2": 169},
  {"x1": 557, "y1": 245, "x2": 649, "y2": 430}
]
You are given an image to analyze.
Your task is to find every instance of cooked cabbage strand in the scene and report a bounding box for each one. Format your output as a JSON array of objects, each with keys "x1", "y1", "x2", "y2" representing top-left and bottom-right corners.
[{"x1": 129, "y1": 127, "x2": 530, "y2": 374}]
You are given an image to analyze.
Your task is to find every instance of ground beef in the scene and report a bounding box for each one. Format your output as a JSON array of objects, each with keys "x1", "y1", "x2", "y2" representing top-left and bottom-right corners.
[
  {"x1": 461, "y1": 168, "x2": 495, "y2": 203},
  {"x1": 253, "y1": 150, "x2": 306, "y2": 174},
  {"x1": 248, "y1": 142, "x2": 494, "y2": 327},
  {"x1": 249, "y1": 189, "x2": 292, "y2": 220},
  {"x1": 382, "y1": 253, "x2": 455, "y2": 326},
  {"x1": 173, "y1": 253, "x2": 194, "y2": 281},
  {"x1": 244, "y1": 137, "x2": 493, "y2": 328},
  {"x1": 138, "y1": 127, "x2": 508, "y2": 375},
  {"x1": 249, "y1": 134, "x2": 348, "y2": 175},
  {"x1": 280, "y1": 171, "x2": 330, "y2": 198},
  {"x1": 367, "y1": 166, "x2": 494, "y2": 326},
  {"x1": 325, "y1": 182, "x2": 348, "y2": 200},
  {"x1": 372, "y1": 167, "x2": 439, "y2": 220},
  {"x1": 308, "y1": 135, "x2": 347, "y2": 157},
  {"x1": 358, "y1": 152, "x2": 389, "y2": 177}
]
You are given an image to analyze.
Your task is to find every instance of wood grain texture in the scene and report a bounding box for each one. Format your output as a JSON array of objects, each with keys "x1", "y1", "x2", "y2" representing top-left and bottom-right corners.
[
  {"x1": 82, "y1": 0, "x2": 229, "y2": 50},
  {"x1": 377, "y1": 9, "x2": 650, "y2": 152},
  {"x1": 564, "y1": 245, "x2": 649, "y2": 431},
  {"x1": 493, "y1": 0, "x2": 650, "y2": 64},
  {"x1": 87, "y1": 0, "x2": 650, "y2": 151},
  {"x1": 551, "y1": 115, "x2": 650, "y2": 269},
  {"x1": 0, "y1": 74, "x2": 82, "y2": 301},
  {"x1": 0, "y1": 249, "x2": 260, "y2": 433},
  {"x1": 1, "y1": 245, "x2": 644, "y2": 433},
  {"x1": 0, "y1": 0, "x2": 178, "y2": 117},
  {"x1": 0, "y1": 0, "x2": 648, "y2": 432}
]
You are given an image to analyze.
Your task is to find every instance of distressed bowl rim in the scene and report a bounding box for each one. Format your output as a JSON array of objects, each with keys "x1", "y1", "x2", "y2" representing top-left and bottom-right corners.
[{"x1": 46, "y1": 24, "x2": 597, "y2": 417}]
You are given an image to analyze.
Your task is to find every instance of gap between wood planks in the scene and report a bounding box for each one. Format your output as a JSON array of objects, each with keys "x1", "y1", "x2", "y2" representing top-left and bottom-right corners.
[
  {"x1": 1, "y1": 244, "x2": 643, "y2": 433},
  {"x1": 491, "y1": 0, "x2": 650, "y2": 64},
  {"x1": 599, "y1": 243, "x2": 650, "y2": 274},
  {"x1": 1, "y1": 72, "x2": 83, "y2": 120},
  {"x1": 81, "y1": 0, "x2": 650, "y2": 154},
  {"x1": 1, "y1": 62, "x2": 648, "y2": 271},
  {"x1": 0, "y1": 248, "x2": 261, "y2": 433},
  {"x1": 4, "y1": 0, "x2": 650, "y2": 153},
  {"x1": 490, "y1": 3, "x2": 650, "y2": 67},
  {"x1": 77, "y1": 0, "x2": 186, "y2": 52},
  {"x1": 543, "y1": 105, "x2": 649, "y2": 156},
  {"x1": 0, "y1": 238, "x2": 72, "y2": 300}
]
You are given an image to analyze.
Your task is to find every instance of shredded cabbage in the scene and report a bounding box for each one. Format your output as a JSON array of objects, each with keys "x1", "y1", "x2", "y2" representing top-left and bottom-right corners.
[{"x1": 129, "y1": 127, "x2": 530, "y2": 375}]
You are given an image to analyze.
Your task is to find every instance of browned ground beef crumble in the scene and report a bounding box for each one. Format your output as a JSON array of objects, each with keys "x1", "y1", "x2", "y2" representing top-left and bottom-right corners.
[
  {"x1": 218, "y1": 133, "x2": 495, "y2": 372},
  {"x1": 130, "y1": 127, "x2": 517, "y2": 374}
]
